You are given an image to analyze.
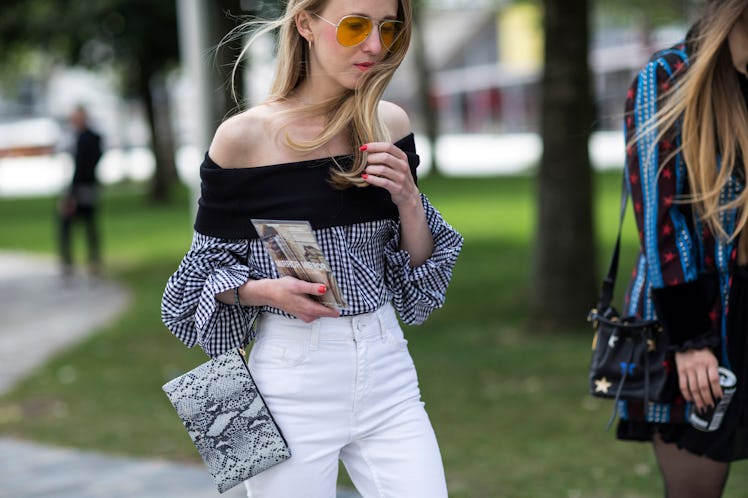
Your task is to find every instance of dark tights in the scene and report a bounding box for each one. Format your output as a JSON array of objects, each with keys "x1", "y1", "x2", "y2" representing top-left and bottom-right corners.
[{"x1": 653, "y1": 433, "x2": 730, "y2": 498}]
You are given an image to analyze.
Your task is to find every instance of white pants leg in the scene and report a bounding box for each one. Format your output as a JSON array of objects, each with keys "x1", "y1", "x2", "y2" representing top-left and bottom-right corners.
[{"x1": 244, "y1": 303, "x2": 448, "y2": 498}]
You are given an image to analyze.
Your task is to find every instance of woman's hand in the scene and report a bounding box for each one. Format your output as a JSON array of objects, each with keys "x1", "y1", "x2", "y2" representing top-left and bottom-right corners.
[
  {"x1": 360, "y1": 142, "x2": 419, "y2": 208},
  {"x1": 360, "y1": 141, "x2": 434, "y2": 266},
  {"x1": 237, "y1": 277, "x2": 340, "y2": 323},
  {"x1": 675, "y1": 348, "x2": 722, "y2": 411}
]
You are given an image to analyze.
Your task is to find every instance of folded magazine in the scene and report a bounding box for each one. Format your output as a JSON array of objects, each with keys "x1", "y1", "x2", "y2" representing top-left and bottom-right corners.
[{"x1": 251, "y1": 219, "x2": 348, "y2": 309}]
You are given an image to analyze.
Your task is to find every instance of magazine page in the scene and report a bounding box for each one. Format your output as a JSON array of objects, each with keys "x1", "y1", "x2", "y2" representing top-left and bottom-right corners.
[{"x1": 251, "y1": 219, "x2": 348, "y2": 309}]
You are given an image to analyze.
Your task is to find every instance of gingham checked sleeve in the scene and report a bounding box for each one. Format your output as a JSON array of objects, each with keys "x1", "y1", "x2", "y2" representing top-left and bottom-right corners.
[
  {"x1": 162, "y1": 195, "x2": 462, "y2": 354},
  {"x1": 161, "y1": 232, "x2": 262, "y2": 357},
  {"x1": 385, "y1": 193, "x2": 463, "y2": 325}
]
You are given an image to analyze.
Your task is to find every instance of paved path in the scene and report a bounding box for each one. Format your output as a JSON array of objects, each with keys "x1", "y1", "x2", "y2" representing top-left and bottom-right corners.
[
  {"x1": 0, "y1": 438, "x2": 250, "y2": 498},
  {"x1": 0, "y1": 252, "x2": 129, "y2": 395},
  {"x1": 0, "y1": 252, "x2": 361, "y2": 498}
]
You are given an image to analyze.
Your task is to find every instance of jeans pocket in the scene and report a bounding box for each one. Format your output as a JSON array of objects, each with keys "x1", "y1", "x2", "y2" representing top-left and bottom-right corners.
[
  {"x1": 248, "y1": 339, "x2": 308, "y2": 399},
  {"x1": 384, "y1": 324, "x2": 409, "y2": 348},
  {"x1": 249, "y1": 339, "x2": 307, "y2": 369}
]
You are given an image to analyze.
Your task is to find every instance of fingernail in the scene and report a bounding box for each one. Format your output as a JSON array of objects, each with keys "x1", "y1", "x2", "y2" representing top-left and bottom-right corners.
[
  {"x1": 318, "y1": 285, "x2": 327, "y2": 294},
  {"x1": 361, "y1": 174, "x2": 369, "y2": 180},
  {"x1": 359, "y1": 144, "x2": 368, "y2": 151}
]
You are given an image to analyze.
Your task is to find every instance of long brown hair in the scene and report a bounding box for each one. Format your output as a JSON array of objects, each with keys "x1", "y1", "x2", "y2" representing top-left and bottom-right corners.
[
  {"x1": 639, "y1": 0, "x2": 748, "y2": 240},
  {"x1": 227, "y1": 0, "x2": 412, "y2": 188}
]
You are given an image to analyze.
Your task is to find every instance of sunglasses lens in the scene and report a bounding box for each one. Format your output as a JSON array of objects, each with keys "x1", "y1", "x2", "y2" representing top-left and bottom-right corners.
[
  {"x1": 379, "y1": 21, "x2": 402, "y2": 49},
  {"x1": 337, "y1": 16, "x2": 372, "y2": 47}
]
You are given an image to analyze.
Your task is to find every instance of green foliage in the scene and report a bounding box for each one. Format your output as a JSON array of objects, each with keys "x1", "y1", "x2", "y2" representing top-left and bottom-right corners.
[
  {"x1": 594, "y1": 0, "x2": 694, "y2": 26},
  {"x1": 0, "y1": 0, "x2": 179, "y2": 94},
  {"x1": 2, "y1": 176, "x2": 748, "y2": 496}
]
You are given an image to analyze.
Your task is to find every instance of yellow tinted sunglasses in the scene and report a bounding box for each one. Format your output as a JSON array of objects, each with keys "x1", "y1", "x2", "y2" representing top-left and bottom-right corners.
[{"x1": 314, "y1": 14, "x2": 404, "y2": 50}]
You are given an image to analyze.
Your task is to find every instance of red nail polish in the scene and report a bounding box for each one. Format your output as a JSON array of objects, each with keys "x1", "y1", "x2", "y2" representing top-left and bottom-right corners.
[
  {"x1": 318, "y1": 285, "x2": 327, "y2": 294},
  {"x1": 359, "y1": 144, "x2": 368, "y2": 151},
  {"x1": 361, "y1": 174, "x2": 369, "y2": 180}
]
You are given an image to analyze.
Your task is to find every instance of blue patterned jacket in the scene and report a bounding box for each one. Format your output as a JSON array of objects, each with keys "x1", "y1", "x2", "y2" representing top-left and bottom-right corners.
[{"x1": 620, "y1": 40, "x2": 744, "y2": 422}]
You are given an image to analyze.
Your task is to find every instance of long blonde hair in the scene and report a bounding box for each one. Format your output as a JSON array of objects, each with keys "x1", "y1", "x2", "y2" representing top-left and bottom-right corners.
[
  {"x1": 227, "y1": 0, "x2": 412, "y2": 188},
  {"x1": 642, "y1": 0, "x2": 748, "y2": 240}
]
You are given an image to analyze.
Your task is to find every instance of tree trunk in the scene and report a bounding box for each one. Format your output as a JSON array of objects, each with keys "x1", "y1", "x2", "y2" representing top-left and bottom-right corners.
[
  {"x1": 412, "y1": 1, "x2": 440, "y2": 176},
  {"x1": 532, "y1": 0, "x2": 597, "y2": 329},
  {"x1": 211, "y1": 0, "x2": 245, "y2": 120},
  {"x1": 142, "y1": 72, "x2": 178, "y2": 203}
]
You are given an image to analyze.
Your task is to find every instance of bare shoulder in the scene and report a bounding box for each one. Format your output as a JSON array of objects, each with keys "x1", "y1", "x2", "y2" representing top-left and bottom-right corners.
[
  {"x1": 378, "y1": 100, "x2": 412, "y2": 143},
  {"x1": 208, "y1": 106, "x2": 272, "y2": 169}
]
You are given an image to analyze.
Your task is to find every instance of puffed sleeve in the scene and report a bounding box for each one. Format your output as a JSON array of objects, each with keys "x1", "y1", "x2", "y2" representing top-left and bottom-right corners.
[
  {"x1": 625, "y1": 51, "x2": 714, "y2": 347},
  {"x1": 161, "y1": 232, "x2": 262, "y2": 357},
  {"x1": 385, "y1": 194, "x2": 463, "y2": 325}
]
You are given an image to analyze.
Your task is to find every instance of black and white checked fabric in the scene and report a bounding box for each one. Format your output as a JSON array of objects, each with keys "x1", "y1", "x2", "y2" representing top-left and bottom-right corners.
[{"x1": 162, "y1": 194, "x2": 463, "y2": 357}]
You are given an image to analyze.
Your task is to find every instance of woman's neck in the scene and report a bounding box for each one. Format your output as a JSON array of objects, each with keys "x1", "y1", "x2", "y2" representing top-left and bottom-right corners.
[{"x1": 291, "y1": 81, "x2": 349, "y2": 108}]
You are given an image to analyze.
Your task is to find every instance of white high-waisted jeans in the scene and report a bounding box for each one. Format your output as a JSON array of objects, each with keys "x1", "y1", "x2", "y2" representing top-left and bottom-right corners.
[{"x1": 244, "y1": 303, "x2": 448, "y2": 498}]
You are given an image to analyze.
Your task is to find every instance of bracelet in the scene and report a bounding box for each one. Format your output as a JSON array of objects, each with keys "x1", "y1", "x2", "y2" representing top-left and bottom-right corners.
[{"x1": 233, "y1": 286, "x2": 242, "y2": 307}]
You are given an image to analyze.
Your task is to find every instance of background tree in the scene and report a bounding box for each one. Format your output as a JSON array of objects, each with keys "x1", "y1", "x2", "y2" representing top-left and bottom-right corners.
[
  {"x1": 412, "y1": 0, "x2": 441, "y2": 175},
  {"x1": 530, "y1": 0, "x2": 698, "y2": 330},
  {"x1": 209, "y1": 0, "x2": 283, "y2": 120},
  {"x1": 0, "y1": 0, "x2": 264, "y2": 202},
  {"x1": 0, "y1": 0, "x2": 183, "y2": 202},
  {"x1": 532, "y1": 0, "x2": 597, "y2": 329}
]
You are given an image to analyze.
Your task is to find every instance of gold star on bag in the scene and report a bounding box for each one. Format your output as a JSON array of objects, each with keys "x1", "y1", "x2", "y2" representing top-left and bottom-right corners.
[{"x1": 594, "y1": 377, "x2": 612, "y2": 394}]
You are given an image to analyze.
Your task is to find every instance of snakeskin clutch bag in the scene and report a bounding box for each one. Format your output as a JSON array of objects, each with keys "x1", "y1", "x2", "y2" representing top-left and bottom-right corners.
[{"x1": 163, "y1": 349, "x2": 291, "y2": 493}]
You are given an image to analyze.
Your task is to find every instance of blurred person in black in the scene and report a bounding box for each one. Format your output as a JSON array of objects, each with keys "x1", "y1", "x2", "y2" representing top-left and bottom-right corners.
[{"x1": 58, "y1": 105, "x2": 103, "y2": 279}]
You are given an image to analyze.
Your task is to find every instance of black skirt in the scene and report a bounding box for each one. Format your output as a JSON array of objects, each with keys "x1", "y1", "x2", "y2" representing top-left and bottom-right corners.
[{"x1": 617, "y1": 266, "x2": 748, "y2": 462}]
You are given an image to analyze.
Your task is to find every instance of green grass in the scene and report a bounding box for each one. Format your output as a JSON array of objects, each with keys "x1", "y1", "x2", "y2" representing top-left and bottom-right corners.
[{"x1": 1, "y1": 174, "x2": 747, "y2": 497}]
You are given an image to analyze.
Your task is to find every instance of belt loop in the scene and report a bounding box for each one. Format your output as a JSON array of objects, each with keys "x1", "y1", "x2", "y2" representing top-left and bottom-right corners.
[
  {"x1": 376, "y1": 305, "x2": 388, "y2": 341},
  {"x1": 351, "y1": 315, "x2": 361, "y2": 342},
  {"x1": 310, "y1": 320, "x2": 320, "y2": 351}
]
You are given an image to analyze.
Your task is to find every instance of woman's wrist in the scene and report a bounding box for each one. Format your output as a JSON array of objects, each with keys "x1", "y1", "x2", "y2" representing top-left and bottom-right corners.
[
  {"x1": 396, "y1": 192, "x2": 425, "y2": 228},
  {"x1": 395, "y1": 189, "x2": 421, "y2": 211},
  {"x1": 668, "y1": 333, "x2": 721, "y2": 353},
  {"x1": 237, "y1": 278, "x2": 275, "y2": 308},
  {"x1": 217, "y1": 279, "x2": 270, "y2": 308}
]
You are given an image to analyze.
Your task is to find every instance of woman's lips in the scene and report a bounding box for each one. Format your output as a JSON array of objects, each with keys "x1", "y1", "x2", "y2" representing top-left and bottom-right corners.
[{"x1": 355, "y1": 62, "x2": 375, "y2": 71}]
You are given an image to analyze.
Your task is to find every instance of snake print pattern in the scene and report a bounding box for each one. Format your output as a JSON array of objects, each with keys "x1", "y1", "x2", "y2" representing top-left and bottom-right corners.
[{"x1": 162, "y1": 349, "x2": 291, "y2": 493}]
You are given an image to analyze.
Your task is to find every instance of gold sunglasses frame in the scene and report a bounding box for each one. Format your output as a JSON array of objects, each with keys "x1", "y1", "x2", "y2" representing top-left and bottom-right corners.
[{"x1": 314, "y1": 13, "x2": 404, "y2": 49}]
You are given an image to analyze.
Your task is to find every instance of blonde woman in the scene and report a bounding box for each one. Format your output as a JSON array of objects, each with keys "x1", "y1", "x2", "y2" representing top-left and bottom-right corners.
[
  {"x1": 161, "y1": 0, "x2": 462, "y2": 496},
  {"x1": 619, "y1": 0, "x2": 748, "y2": 496}
]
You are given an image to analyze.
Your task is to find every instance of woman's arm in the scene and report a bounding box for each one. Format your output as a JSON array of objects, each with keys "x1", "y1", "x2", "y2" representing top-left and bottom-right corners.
[
  {"x1": 206, "y1": 112, "x2": 340, "y2": 322},
  {"x1": 360, "y1": 102, "x2": 463, "y2": 323},
  {"x1": 626, "y1": 52, "x2": 722, "y2": 409},
  {"x1": 363, "y1": 101, "x2": 433, "y2": 266},
  {"x1": 383, "y1": 196, "x2": 463, "y2": 325},
  {"x1": 161, "y1": 233, "x2": 257, "y2": 356},
  {"x1": 216, "y1": 276, "x2": 339, "y2": 323}
]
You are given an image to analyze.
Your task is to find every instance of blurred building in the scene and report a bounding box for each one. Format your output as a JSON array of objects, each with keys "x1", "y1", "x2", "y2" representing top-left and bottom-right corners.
[
  {"x1": 0, "y1": 2, "x2": 690, "y2": 175},
  {"x1": 387, "y1": 4, "x2": 686, "y2": 134}
]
